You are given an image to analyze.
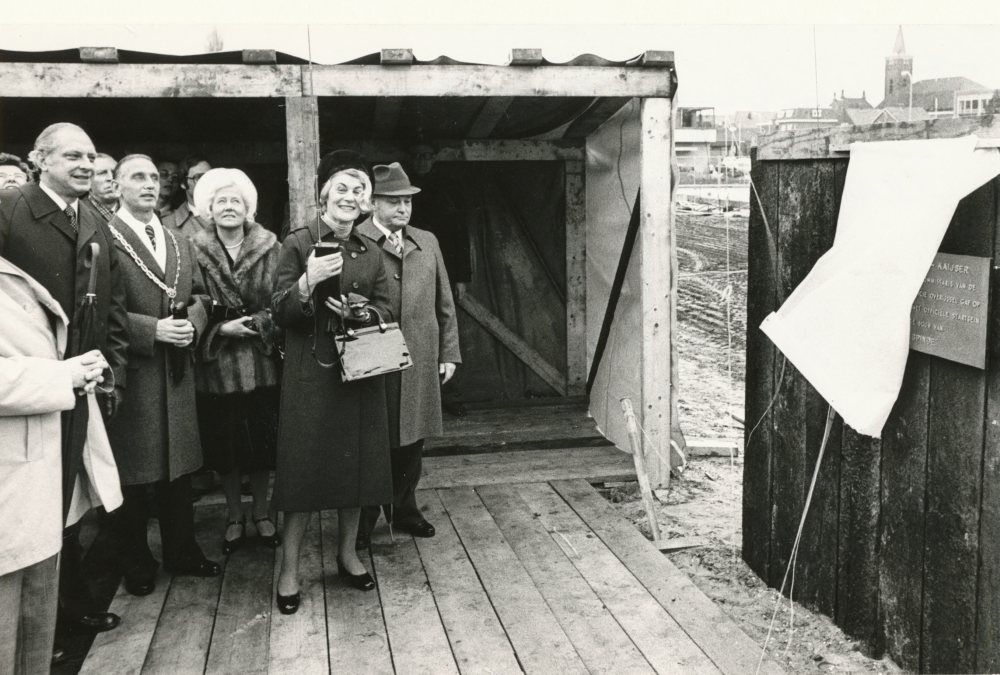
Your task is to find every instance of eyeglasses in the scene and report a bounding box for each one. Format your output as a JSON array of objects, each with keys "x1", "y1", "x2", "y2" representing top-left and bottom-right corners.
[{"x1": 187, "y1": 173, "x2": 206, "y2": 185}]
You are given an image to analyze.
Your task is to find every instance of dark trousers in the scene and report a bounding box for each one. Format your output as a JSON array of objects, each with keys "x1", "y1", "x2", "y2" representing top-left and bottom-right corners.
[
  {"x1": 117, "y1": 474, "x2": 202, "y2": 573},
  {"x1": 361, "y1": 440, "x2": 425, "y2": 534},
  {"x1": 57, "y1": 523, "x2": 95, "y2": 623}
]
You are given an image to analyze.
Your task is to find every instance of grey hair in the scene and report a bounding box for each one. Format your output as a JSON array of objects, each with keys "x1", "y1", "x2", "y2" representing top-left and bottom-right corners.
[
  {"x1": 27, "y1": 122, "x2": 89, "y2": 171},
  {"x1": 319, "y1": 168, "x2": 372, "y2": 216},
  {"x1": 114, "y1": 154, "x2": 156, "y2": 180}
]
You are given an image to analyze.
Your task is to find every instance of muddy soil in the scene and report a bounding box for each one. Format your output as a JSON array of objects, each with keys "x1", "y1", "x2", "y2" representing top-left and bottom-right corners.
[{"x1": 605, "y1": 214, "x2": 908, "y2": 674}]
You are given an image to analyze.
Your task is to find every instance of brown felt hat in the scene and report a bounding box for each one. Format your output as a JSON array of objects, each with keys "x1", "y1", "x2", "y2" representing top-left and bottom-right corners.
[{"x1": 372, "y1": 162, "x2": 421, "y2": 196}]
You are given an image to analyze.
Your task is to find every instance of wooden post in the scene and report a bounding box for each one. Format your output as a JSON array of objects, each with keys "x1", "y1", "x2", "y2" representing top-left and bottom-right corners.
[
  {"x1": 285, "y1": 96, "x2": 320, "y2": 234},
  {"x1": 565, "y1": 159, "x2": 587, "y2": 396},
  {"x1": 621, "y1": 398, "x2": 662, "y2": 546},
  {"x1": 639, "y1": 97, "x2": 674, "y2": 487}
]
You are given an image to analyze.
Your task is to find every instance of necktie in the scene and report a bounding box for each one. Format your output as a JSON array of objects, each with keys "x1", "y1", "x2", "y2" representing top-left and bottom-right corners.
[
  {"x1": 145, "y1": 223, "x2": 157, "y2": 250},
  {"x1": 389, "y1": 231, "x2": 403, "y2": 256},
  {"x1": 64, "y1": 205, "x2": 77, "y2": 233}
]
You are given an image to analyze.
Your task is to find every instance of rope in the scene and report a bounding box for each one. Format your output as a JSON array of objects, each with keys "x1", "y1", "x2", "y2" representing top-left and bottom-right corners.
[{"x1": 754, "y1": 404, "x2": 836, "y2": 675}]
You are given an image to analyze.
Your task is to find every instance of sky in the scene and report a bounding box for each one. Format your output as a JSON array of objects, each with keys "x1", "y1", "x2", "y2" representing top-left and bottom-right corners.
[{"x1": 3, "y1": 2, "x2": 1000, "y2": 115}]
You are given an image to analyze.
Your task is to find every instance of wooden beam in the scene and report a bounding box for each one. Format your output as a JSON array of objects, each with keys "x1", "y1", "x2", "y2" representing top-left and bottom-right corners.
[
  {"x1": 565, "y1": 159, "x2": 587, "y2": 396},
  {"x1": 372, "y1": 97, "x2": 404, "y2": 139},
  {"x1": 341, "y1": 139, "x2": 584, "y2": 163},
  {"x1": 0, "y1": 63, "x2": 302, "y2": 97},
  {"x1": 285, "y1": 96, "x2": 320, "y2": 235},
  {"x1": 80, "y1": 47, "x2": 118, "y2": 63},
  {"x1": 306, "y1": 65, "x2": 675, "y2": 98},
  {"x1": 639, "y1": 97, "x2": 674, "y2": 487},
  {"x1": 757, "y1": 115, "x2": 1000, "y2": 160},
  {"x1": 456, "y1": 290, "x2": 568, "y2": 396},
  {"x1": 242, "y1": 49, "x2": 277, "y2": 64},
  {"x1": 381, "y1": 49, "x2": 414, "y2": 65},
  {"x1": 638, "y1": 51, "x2": 675, "y2": 67},
  {"x1": 508, "y1": 49, "x2": 544, "y2": 66},
  {"x1": 467, "y1": 97, "x2": 514, "y2": 139}
]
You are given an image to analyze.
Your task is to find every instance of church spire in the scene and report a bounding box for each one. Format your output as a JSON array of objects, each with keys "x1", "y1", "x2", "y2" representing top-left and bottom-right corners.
[{"x1": 893, "y1": 25, "x2": 907, "y2": 56}]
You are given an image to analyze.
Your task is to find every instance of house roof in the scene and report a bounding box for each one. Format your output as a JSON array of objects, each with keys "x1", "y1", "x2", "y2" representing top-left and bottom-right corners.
[{"x1": 847, "y1": 107, "x2": 931, "y2": 126}]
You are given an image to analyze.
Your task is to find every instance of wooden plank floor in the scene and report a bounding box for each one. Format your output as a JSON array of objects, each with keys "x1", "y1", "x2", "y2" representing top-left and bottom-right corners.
[{"x1": 81, "y1": 475, "x2": 784, "y2": 674}]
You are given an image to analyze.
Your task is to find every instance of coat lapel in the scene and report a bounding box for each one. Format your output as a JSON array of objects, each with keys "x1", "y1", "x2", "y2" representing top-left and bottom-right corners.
[
  {"x1": 75, "y1": 202, "x2": 98, "y2": 255},
  {"x1": 110, "y1": 216, "x2": 167, "y2": 281},
  {"x1": 23, "y1": 183, "x2": 77, "y2": 244}
]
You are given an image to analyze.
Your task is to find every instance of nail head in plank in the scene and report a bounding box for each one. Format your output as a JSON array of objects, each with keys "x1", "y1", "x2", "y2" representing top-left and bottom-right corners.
[
  {"x1": 321, "y1": 510, "x2": 394, "y2": 674},
  {"x1": 80, "y1": 47, "x2": 118, "y2": 63},
  {"x1": 269, "y1": 515, "x2": 328, "y2": 675},
  {"x1": 369, "y1": 526, "x2": 460, "y2": 675},
  {"x1": 477, "y1": 483, "x2": 658, "y2": 675},
  {"x1": 415, "y1": 491, "x2": 523, "y2": 675},
  {"x1": 438, "y1": 486, "x2": 591, "y2": 675},
  {"x1": 550, "y1": 478, "x2": 789, "y2": 675}
]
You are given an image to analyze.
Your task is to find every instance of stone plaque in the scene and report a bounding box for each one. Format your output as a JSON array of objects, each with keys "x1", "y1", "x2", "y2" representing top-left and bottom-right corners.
[{"x1": 910, "y1": 253, "x2": 991, "y2": 368}]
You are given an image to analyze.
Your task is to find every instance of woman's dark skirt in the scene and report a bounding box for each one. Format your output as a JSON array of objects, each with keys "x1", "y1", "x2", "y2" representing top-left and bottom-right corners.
[{"x1": 197, "y1": 386, "x2": 280, "y2": 475}]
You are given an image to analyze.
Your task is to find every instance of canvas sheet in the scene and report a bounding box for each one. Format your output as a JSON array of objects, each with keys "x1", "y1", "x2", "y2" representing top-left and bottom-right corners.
[{"x1": 761, "y1": 136, "x2": 1000, "y2": 437}]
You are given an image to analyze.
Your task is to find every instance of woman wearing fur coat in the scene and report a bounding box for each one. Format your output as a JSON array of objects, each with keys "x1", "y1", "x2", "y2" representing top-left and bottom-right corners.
[{"x1": 190, "y1": 169, "x2": 282, "y2": 554}]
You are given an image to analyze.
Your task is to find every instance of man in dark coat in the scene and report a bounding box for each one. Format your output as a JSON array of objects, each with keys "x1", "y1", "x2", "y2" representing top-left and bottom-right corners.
[
  {"x1": 104, "y1": 154, "x2": 220, "y2": 596},
  {"x1": 0, "y1": 123, "x2": 129, "y2": 638},
  {"x1": 358, "y1": 162, "x2": 461, "y2": 547}
]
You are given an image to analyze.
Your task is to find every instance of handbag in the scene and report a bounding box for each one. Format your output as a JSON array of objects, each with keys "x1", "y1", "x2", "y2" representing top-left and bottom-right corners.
[{"x1": 336, "y1": 307, "x2": 414, "y2": 382}]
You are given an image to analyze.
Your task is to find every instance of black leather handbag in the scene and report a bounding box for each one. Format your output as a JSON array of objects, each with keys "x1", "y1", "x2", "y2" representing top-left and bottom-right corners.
[{"x1": 336, "y1": 307, "x2": 414, "y2": 382}]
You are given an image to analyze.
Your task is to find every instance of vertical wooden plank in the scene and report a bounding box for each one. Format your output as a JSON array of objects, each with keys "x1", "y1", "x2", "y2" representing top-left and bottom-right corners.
[
  {"x1": 639, "y1": 96, "x2": 674, "y2": 487},
  {"x1": 743, "y1": 150, "x2": 779, "y2": 582},
  {"x1": 437, "y1": 486, "x2": 591, "y2": 675},
  {"x1": 977, "y1": 177, "x2": 1000, "y2": 675},
  {"x1": 141, "y1": 506, "x2": 227, "y2": 675},
  {"x1": 836, "y1": 427, "x2": 882, "y2": 653},
  {"x1": 922, "y1": 185, "x2": 993, "y2": 674},
  {"x1": 413, "y1": 491, "x2": 522, "y2": 675},
  {"x1": 768, "y1": 160, "x2": 818, "y2": 591},
  {"x1": 320, "y1": 511, "x2": 393, "y2": 675},
  {"x1": 204, "y1": 546, "x2": 275, "y2": 675},
  {"x1": 269, "y1": 515, "x2": 328, "y2": 675},
  {"x1": 370, "y1": 528, "x2": 460, "y2": 675},
  {"x1": 285, "y1": 96, "x2": 320, "y2": 235},
  {"x1": 796, "y1": 160, "x2": 843, "y2": 616},
  {"x1": 565, "y1": 159, "x2": 587, "y2": 396},
  {"x1": 877, "y1": 351, "x2": 929, "y2": 671}
]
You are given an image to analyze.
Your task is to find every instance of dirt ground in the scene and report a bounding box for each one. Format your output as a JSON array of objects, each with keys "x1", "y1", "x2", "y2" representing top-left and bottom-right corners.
[{"x1": 605, "y1": 213, "x2": 907, "y2": 674}]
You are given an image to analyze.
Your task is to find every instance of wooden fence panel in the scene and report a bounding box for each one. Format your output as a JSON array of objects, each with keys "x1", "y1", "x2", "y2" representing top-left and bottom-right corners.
[
  {"x1": 921, "y1": 185, "x2": 994, "y2": 674},
  {"x1": 743, "y1": 151, "x2": 779, "y2": 582}
]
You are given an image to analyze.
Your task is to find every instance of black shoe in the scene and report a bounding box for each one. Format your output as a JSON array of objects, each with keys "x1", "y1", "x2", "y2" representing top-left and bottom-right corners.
[
  {"x1": 355, "y1": 530, "x2": 371, "y2": 550},
  {"x1": 52, "y1": 648, "x2": 71, "y2": 666},
  {"x1": 165, "y1": 557, "x2": 222, "y2": 577},
  {"x1": 222, "y1": 519, "x2": 247, "y2": 556},
  {"x1": 62, "y1": 612, "x2": 121, "y2": 633},
  {"x1": 253, "y1": 517, "x2": 282, "y2": 548},
  {"x1": 276, "y1": 591, "x2": 300, "y2": 615},
  {"x1": 124, "y1": 566, "x2": 156, "y2": 596},
  {"x1": 337, "y1": 558, "x2": 375, "y2": 591},
  {"x1": 397, "y1": 519, "x2": 436, "y2": 538}
]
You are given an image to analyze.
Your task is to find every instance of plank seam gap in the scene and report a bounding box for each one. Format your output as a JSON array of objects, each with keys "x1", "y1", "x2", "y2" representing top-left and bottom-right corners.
[
  {"x1": 367, "y1": 517, "x2": 400, "y2": 675},
  {"x1": 410, "y1": 512, "x2": 464, "y2": 672}
]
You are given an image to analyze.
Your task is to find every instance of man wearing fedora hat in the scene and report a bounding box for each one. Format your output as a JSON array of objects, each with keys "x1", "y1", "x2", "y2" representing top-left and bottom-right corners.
[{"x1": 356, "y1": 162, "x2": 461, "y2": 546}]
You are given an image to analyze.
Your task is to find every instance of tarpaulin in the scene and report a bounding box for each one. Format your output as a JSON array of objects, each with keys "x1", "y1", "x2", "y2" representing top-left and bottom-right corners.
[{"x1": 761, "y1": 135, "x2": 1000, "y2": 437}]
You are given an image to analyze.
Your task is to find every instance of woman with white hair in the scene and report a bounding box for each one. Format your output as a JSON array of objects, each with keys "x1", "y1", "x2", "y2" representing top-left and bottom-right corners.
[
  {"x1": 190, "y1": 168, "x2": 283, "y2": 554},
  {"x1": 270, "y1": 150, "x2": 394, "y2": 614}
]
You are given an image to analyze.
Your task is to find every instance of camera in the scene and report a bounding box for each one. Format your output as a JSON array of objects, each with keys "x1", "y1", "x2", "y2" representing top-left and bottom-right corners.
[{"x1": 312, "y1": 241, "x2": 341, "y2": 257}]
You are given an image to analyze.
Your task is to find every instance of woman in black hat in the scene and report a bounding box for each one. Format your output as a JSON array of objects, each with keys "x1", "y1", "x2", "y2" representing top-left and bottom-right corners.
[{"x1": 270, "y1": 151, "x2": 394, "y2": 613}]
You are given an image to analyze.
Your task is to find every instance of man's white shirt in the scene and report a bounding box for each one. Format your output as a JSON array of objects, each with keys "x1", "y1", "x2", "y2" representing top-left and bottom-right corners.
[
  {"x1": 38, "y1": 180, "x2": 78, "y2": 220},
  {"x1": 117, "y1": 207, "x2": 167, "y2": 272}
]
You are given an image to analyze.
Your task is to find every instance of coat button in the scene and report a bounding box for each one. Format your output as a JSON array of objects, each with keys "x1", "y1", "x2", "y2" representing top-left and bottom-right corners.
[
  {"x1": 353, "y1": 281, "x2": 359, "y2": 289},
  {"x1": 394, "y1": 273, "x2": 401, "y2": 280},
  {"x1": 351, "y1": 252, "x2": 358, "y2": 259},
  {"x1": 360, "y1": 246, "x2": 366, "y2": 252}
]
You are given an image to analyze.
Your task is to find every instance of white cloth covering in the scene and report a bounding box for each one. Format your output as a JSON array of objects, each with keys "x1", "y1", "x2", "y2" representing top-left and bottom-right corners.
[
  {"x1": 65, "y1": 393, "x2": 123, "y2": 526},
  {"x1": 761, "y1": 135, "x2": 1000, "y2": 437}
]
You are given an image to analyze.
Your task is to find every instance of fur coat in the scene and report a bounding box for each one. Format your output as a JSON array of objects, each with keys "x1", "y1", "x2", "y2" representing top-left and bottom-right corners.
[{"x1": 191, "y1": 221, "x2": 282, "y2": 395}]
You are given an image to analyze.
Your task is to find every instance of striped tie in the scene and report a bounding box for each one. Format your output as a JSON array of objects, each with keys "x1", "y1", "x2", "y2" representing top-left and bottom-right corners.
[
  {"x1": 63, "y1": 205, "x2": 77, "y2": 233},
  {"x1": 145, "y1": 223, "x2": 156, "y2": 250},
  {"x1": 389, "y1": 231, "x2": 403, "y2": 256}
]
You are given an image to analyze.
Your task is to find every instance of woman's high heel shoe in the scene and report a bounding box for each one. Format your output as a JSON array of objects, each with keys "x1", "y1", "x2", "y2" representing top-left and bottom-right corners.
[
  {"x1": 253, "y1": 517, "x2": 282, "y2": 548},
  {"x1": 337, "y1": 558, "x2": 375, "y2": 591},
  {"x1": 276, "y1": 591, "x2": 300, "y2": 615},
  {"x1": 222, "y1": 518, "x2": 246, "y2": 556}
]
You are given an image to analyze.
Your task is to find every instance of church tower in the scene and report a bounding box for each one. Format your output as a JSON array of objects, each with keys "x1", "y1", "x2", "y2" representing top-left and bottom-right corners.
[{"x1": 884, "y1": 26, "x2": 913, "y2": 107}]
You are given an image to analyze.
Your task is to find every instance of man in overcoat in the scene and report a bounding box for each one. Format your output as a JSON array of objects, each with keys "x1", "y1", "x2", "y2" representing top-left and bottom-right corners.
[
  {"x1": 161, "y1": 156, "x2": 211, "y2": 238},
  {"x1": 358, "y1": 162, "x2": 461, "y2": 546},
  {"x1": 0, "y1": 122, "x2": 130, "y2": 637},
  {"x1": 104, "y1": 154, "x2": 220, "y2": 595}
]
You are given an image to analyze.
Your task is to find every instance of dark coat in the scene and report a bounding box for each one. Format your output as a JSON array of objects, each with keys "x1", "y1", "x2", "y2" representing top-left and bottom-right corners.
[
  {"x1": 191, "y1": 221, "x2": 282, "y2": 395},
  {"x1": 162, "y1": 202, "x2": 210, "y2": 240},
  {"x1": 0, "y1": 184, "x2": 130, "y2": 510},
  {"x1": 104, "y1": 214, "x2": 209, "y2": 485},
  {"x1": 357, "y1": 219, "x2": 461, "y2": 447},
  {"x1": 271, "y1": 221, "x2": 394, "y2": 511}
]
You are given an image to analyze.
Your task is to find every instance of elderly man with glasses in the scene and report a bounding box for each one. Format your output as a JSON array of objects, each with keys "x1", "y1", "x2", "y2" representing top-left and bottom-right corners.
[{"x1": 162, "y1": 155, "x2": 211, "y2": 238}]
